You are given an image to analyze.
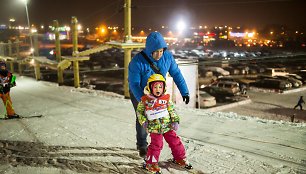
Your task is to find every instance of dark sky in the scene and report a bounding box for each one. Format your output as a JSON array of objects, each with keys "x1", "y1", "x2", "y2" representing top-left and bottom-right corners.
[{"x1": 1, "y1": 0, "x2": 306, "y2": 30}]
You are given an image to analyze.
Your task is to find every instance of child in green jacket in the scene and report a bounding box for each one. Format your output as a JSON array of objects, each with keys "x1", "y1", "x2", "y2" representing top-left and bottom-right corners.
[
  {"x1": 0, "y1": 61, "x2": 19, "y2": 119},
  {"x1": 137, "y1": 74, "x2": 192, "y2": 173}
]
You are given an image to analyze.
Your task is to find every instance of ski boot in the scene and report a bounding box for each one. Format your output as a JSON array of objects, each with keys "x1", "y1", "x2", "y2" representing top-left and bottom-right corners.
[
  {"x1": 143, "y1": 162, "x2": 162, "y2": 174},
  {"x1": 137, "y1": 146, "x2": 147, "y2": 158},
  {"x1": 6, "y1": 114, "x2": 20, "y2": 119},
  {"x1": 172, "y1": 158, "x2": 193, "y2": 169},
  {"x1": 139, "y1": 147, "x2": 147, "y2": 158}
]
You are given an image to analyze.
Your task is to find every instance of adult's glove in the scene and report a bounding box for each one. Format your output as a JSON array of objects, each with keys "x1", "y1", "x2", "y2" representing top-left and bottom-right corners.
[
  {"x1": 171, "y1": 122, "x2": 179, "y2": 131},
  {"x1": 182, "y1": 95, "x2": 190, "y2": 104},
  {"x1": 9, "y1": 83, "x2": 15, "y2": 88},
  {"x1": 143, "y1": 121, "x2": 149, "y2": 133},
  {"x1": 143, "y1": 121, "x2": 148, "y2": 129}
]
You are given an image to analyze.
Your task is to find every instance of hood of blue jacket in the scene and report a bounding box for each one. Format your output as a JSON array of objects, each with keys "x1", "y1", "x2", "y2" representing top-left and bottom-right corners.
[
  {"x1": 128, "y1": 32, "x2": 189, "y2": 101},
  {"x1": 144, "y1": 32, "x2": 167, "y2": 56}
]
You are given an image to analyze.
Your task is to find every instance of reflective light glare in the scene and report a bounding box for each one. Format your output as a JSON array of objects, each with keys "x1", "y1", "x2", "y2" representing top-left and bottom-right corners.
[
  {"x1": 77, "y1": 24, "x2": 82, "y2": 31},
  {"x1": 65, "y1": 26, "x2": 71, "y2": 31},
  {"x1": 21, "y1": 0, "x2": 28, "y2": 4},
  {"x1": 247, "y1": 33, "x2": 254, "y2": 38},
  {"x1": 176, "y1": 20, "x2": 186, "y2": 31},
  {"x1": 30, "y1": 59, "x2": 34, "y2": 65}
]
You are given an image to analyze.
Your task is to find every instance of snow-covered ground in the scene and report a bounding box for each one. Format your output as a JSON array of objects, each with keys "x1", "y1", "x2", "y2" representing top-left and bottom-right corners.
[{"x1": 0, "y1": 76, "x2": 305, "y2": 174}]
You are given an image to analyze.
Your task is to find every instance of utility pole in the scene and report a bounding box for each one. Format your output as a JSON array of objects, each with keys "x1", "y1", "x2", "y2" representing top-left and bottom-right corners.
[
  {"x1": 16, "y1": 39, "x2": 23, "y2": 75},
  {"x1": 54, "y1": 20, "x2": 62, "y2": 62},
  {"x1": 54, "y1": 20, "x2": 64, "y2": 85},
  {"x1": 71, "y1": 16, "x2": 80, "y2": 88},
  {"x1": 7, "y1": 40, "x2": 14, "y2": 72},
  {"x1": 24, "y1": 0, "x2": 33, "y2": 55},
  {"x1": 107, "y1": 0, "x2": 145, "y2": 98},
  {"x1": 124, "y1": 0, "x2": 132, "y2": 43},
  {"x1": 33, "y1": 33, "x2": 41, "y2": 80},
  {"x1": 123, "y1": 0, "x2": 132, "y2": 98}
]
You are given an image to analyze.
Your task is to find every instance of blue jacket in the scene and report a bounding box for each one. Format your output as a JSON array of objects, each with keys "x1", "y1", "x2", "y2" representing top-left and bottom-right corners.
[{"x1": 128, "y1": 32, "x2": 189, "y2": 101}]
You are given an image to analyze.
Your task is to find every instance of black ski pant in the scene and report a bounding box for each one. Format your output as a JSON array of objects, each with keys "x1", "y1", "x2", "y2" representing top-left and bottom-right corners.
[{"x1": 129, "y1": 91, "x2": 148, "y2": 149}]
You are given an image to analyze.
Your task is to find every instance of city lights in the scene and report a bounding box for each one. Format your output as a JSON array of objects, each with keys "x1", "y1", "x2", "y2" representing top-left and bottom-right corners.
[{"x1": 0, "y1": 1, "x2": 302, "y2": 50}]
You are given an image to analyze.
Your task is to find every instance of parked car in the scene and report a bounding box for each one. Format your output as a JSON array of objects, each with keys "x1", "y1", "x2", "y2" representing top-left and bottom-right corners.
[
  {"x1": 215, "y1": 81, "x2": 241, "y2": 95},
  {"x1": 288, "y1": 74, "x2": 304, "y2": 84},
  {"x1": 263, "y1": 68, "x2": 289, "y2": 77},
  {"x1": 297, "y1": 70, "x2": 306, "y2": 83},
  {"x1": 223, "y1": 67, "x2": 240, "y2": 75},
  {"x1": 250, "y1": 79, "x2": 291, "y2": 90},
  {"x1": 205, "y1": 66, "x2": 230, "y2": 76},
  {"x1": 202, "y1": 81, "x2": 242, "y2": 102},
  {"x1": 275, "y1": 76, "x2": 302, "y2": 88},
  {"x1": 198, "y1": 90, "x2": 216, "y2": 108},
  {"x1": 257, "y1": 75, "x2": 293, "y2": 88},
  {"x1": 216, "y1": 76, "x2": 248, "y2": 94}
]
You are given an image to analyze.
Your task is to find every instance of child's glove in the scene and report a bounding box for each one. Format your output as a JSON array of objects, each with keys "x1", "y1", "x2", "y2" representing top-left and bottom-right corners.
[{"x1": 171, "y1": 122, "x2": 179, "y2": 131}]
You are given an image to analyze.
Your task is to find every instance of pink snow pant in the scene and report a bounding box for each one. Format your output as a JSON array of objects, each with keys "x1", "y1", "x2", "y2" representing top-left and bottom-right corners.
[{"x1": 146, "y1": 130, "x2": 186, "y2": 164}]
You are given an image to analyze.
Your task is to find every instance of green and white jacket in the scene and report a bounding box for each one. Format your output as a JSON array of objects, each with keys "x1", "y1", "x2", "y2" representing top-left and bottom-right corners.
[{"x1": 136, "y1": 93, "x2": 180, "y2": 134}]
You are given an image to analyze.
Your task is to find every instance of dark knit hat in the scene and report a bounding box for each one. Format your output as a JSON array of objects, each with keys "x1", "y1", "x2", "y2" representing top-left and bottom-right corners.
[{"x1": 0, "y1": 61, "x2": 6, "y2": 67}]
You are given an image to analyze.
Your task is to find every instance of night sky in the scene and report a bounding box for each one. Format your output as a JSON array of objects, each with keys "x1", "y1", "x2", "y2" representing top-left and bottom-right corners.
[{"x1": 1, "y1": 0, "x2": 305, "y2": 30}]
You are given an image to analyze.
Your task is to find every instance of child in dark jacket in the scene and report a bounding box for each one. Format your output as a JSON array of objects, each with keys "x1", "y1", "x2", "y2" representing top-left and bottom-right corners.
[
  {"x1": 0, "y1": 61, "x2": 19, "y2": 119},
  {"x1": 136, "y1": 74, "x2": 192, "y2": 173}
]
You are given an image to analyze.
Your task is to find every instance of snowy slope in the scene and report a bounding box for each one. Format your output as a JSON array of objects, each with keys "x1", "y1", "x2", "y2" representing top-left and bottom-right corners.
[{"x1": 0, "y1": 76, "x2": 305, "y2": 174}]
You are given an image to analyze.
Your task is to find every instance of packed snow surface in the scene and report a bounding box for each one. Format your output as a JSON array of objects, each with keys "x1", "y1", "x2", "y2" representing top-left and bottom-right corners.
[{"x1": 0, "y1": 76, "x2": 305, "y2": 174}]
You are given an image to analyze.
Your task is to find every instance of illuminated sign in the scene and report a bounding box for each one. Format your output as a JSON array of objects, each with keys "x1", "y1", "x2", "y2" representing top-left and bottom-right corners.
[
  {"x1": 47, "y1": 33, "x2": 68, "y2": 40},
  {"x1": 0, "y1": 25, "x2": 7, "y2": 29},
  {"x1": 229, "y1": 32, "x2": 245, "y2": 37},
  {"x1": 205, "y1": 33, "x2": 216, "y2": 37}
]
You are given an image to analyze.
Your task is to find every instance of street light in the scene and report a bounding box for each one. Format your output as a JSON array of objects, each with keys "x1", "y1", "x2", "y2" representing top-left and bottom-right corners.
[
  {"x1": 176, "y1": 20, "x2": 186, "y2": 36},
  {"x1": 21, "y1": 0, "x2": 33, "y2": 54}
]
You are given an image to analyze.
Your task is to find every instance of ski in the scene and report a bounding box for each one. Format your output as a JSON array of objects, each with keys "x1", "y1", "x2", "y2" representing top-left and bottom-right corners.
[
  {"x1": 169, "y1": 158, "x2": 193, "y2": 170},
  {"x1": 158, "y1": 159, "x2": 203, "y2": 174},
  {"x1": 140, "y1": 158, "x2": 203, "y2": 174},
  {"x1": 0, "y1": 115, "x2": 43, "y2": 120},
  {"x1": 19, "y1": 115, "x2": 43, "y2": 119}
]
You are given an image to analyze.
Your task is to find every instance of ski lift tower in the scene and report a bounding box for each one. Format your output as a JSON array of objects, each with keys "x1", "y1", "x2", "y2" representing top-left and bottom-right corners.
[{"x1": 106, "y1": 0, "x2": 145, "y2": 98}]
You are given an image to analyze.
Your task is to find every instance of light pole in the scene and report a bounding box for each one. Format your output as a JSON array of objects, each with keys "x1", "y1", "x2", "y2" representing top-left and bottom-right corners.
[{"x1": 21, "y1": 0, "x2": 33, "y2": 54}]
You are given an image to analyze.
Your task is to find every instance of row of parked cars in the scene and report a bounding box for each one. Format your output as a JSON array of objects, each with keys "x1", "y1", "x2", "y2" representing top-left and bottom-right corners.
[
  {"x1": 172, "y1": 49, "x2": 269, "y2": 60},
  {"x1": 250, "y1": 75, "x2": 302, "y2": 90},
  {"x1": 197, "y1": 69, "x2": 306, "y2": 108},
  {"x1": 249, "y1": 69, "x2": 305, "y2": 90}
]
